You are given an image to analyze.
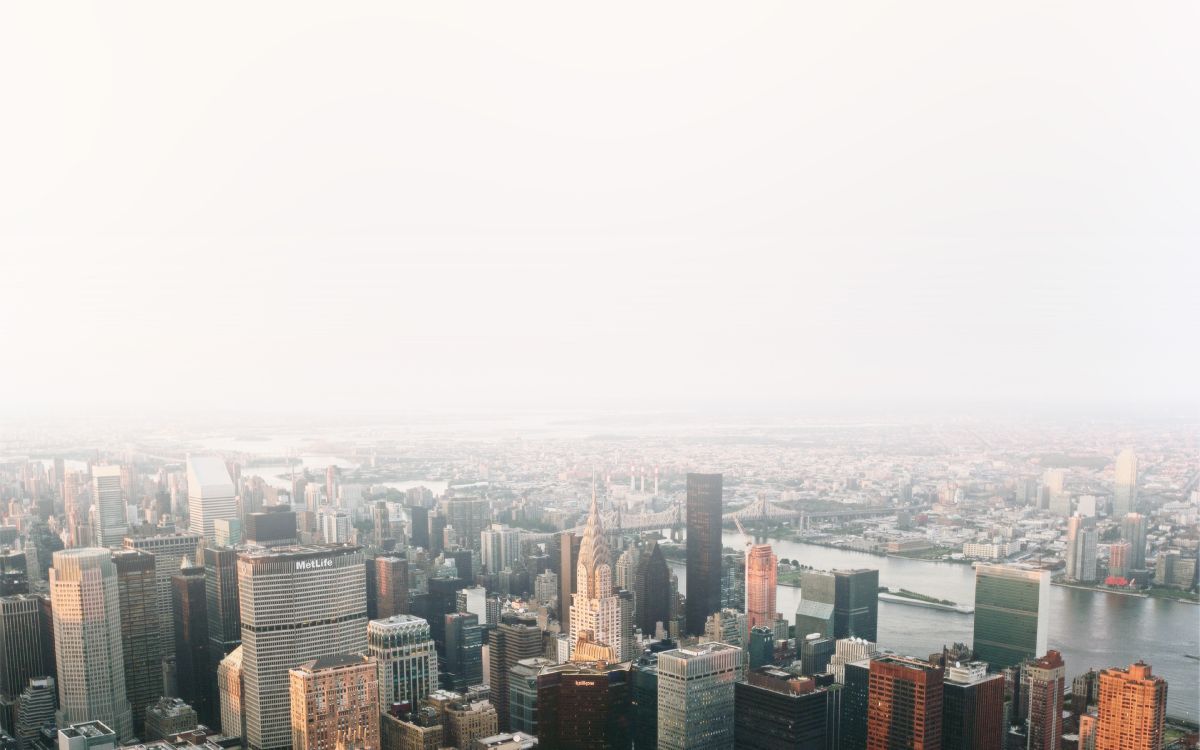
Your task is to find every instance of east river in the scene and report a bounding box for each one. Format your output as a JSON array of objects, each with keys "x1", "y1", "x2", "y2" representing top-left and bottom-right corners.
[{"x1": 668, "y1": 530, "x2": 1199, "y2": 720}]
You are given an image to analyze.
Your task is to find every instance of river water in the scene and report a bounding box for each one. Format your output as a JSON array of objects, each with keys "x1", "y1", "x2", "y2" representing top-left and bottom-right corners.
[{"x1": 668, "y1": 530, "x2": 1199, "y2": 720}]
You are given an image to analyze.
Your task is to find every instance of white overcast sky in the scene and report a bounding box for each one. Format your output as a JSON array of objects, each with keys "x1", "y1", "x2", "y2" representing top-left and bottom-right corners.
[{"x1": 1, "y1": 2, "x2": 1197, "y2": 417}]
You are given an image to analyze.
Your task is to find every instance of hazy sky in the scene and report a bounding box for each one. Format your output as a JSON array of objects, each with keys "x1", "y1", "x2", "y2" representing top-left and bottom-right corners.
[{"x1": 2, "y1": 2, "x2": 1197, "y2": 416}]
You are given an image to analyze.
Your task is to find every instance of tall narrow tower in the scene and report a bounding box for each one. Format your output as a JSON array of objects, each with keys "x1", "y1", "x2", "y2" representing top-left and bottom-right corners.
[
  {"x1": 50, "y1": 548, "x2": 133, "y2": 741},
  {"x1": 744, "y1": 544, "x2": 778, "y2": 631},
  {"x1": 187, "y1": 457, "x2": 237, "y2": 548},
  {"x1": 685, "y1": 473, "x2": 723, "y2": 636},
  {"x1": 569, "y1": 488, "x2": 625, "y2": 660},
  {"x1": 92, "y1": 466, "x2": 127, "y2": 548},
  {"x1": 1113, "y1": 449, "x2": 1138, "y2": 516}
]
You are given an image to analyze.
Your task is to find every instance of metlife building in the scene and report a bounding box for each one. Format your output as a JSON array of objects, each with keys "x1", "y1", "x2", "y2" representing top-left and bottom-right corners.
[{"x1": 237, "y1": 545, "x2": 367, "y2": 750}]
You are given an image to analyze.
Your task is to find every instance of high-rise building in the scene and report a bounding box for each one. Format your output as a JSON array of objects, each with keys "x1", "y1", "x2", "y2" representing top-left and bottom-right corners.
[
  {"x1": 238, "y1": 545, "x2": 367, "y2": 750},
  {"x1": 14, "y1": 676, "x2": 56, "y2": 749},
  {"x1": 368, "y1": 615, "x2": 438, "y2": 709},
  {"x1": 1079, "y1": 713, "x2": 1097, "y2": 750},
  {"x1": 635, "y1": 542, "x2": 671, "y2": 637},
  {"x1": 940, "y1": 661, "x2": 1003, "y2": 750},
  {"x1": 49, "y1": 549, "x2": 133, "y2": 741},
  {"x1": 443, "y1": 697, "x2": 499, "y2": 750},
  {"x1": 657, "y1": 641, "x2": 740, "y2": 750},
  {"x1": 172, "y1": 557, "x2": 212, "y2": 725},
  {"x1": 1022, "y1": 650, "x2": 1064, "y2": 750},
  {"x1": 507, "y1": 657, "x2": 554, "y2": 737},
  {"x1": 442, "y1": 612, "x2": 483, "y2": 691},
  {"x1": 744, "y1": 544, "x2": 778, "y2": 631},
  {"x1": 443, "y1": 496, "x2": 488, "y2": 552},
  {"x1": 217, "y1": 646, "x2": 245, "y2": 740},
  {"x1": 1112, "y1": 450, "x2": 1138, "y2": 517},
  {"x1": 0, "y1": 593, "x2": 51, "y2": 704},
  {"x1": 631, "y1": 650, "x2": 662, "y2": 750},
  {"x1": 685, "y1": 474, "x2": 723, "y2": 636},
  {"x1": 734, "y1": 666, "x2": 833, "y2": 749},
  {"x1": 556, "y1": 532, "x2": 581, "y2": 634},
  {"x1": 842, "y1": 659, "x2": 872, "y2": 750},
  {"x1": 799, "y1": 633, "x2": 835, "y2": 677},
  {"x1": 534, "y1": 660, "x2": 633, "y2": 750},
  {"x1": 866, "y1": 655, "x2": 943, "y2": 750},
  {"x1": 1066, "y1": 516, "x2": 1098, "y2": 583},
  {"x1": 489, "y1": 613, "x2": 543, "y2": 731},
  {"x1": 1108, "y1": 541, "x2": 1133, "y2": 578},
  {"x1": 797, "y1": 568, "x2": 879, "y2": 642},
  {"x1": 123, "y1": 532, "x2": 202, "y2": 660},
  {"x1": 1120, "y1": 513, "x2": 1148, "y2": 570},
  {"x1": 533, "y1": 570, "x2": 558, "y2": 607},
  {"x1": 203, "y1": 545, "x2": 241, "y2": 706},
  {"x1": 111, "y1": 549, "x2": 161, "y2": 736},
  {"x1": 1095, "y1": 662, "x2": 1166, "y2": 750},
  {"x1": 828, "y1": 637, "x2": 877, "y2": 684},
  {"x1": 569, "y1": 491, "x2": 625, "y2": 661},
  {"x1": 407, "y1": 505, "x2": 430, "y2": 551},
  {"x1": 186, "y1": 457, "x2": 237, "y2": 547},
  {"x1": 481, "y1": 525, "x2": 521, "y2": 575},
  {"x1": 374, "y1": 556, "x2": 409, "y2": 619},
  {"x1": 704, "y1": 607, "x2": 748, "y2": 650},
  {"x1": 971, "y1": 564, "x2": 1048, "y2": 669},
  {"x1": 747, "y1": 626, "x2": 775, "y2": 670},
  {"x1": 92, "y1": 467, "x2": 127, "y2": 548},
  {"x1": 1072, "y1": 669, "x2": 1101, "y2": 715},
  {"x1": 1041, "y1": 469, "x2": 1066, "y2": 514},
  {"x1": 289, "y1": 655, "x2": 379, "y2": 750},
  {"x1": 244, "y1": 507, "x2": 298, "y2": 548}
]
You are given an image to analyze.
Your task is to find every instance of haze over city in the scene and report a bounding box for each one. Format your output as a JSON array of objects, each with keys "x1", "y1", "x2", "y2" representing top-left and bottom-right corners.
[{"x1": 0, "y1": 3, "x2": 1197, "y2": 750}]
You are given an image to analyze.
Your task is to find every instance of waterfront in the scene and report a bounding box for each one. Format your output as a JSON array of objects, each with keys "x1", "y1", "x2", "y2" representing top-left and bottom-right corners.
[{"x1": 669, "y1": 530, "x2": 1200, "y2": 720}]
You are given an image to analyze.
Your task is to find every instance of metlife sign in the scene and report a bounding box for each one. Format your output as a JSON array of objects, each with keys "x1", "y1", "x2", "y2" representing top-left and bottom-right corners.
[{"x1": 295, "y1": 558, "x2": 334, "y2": 571}]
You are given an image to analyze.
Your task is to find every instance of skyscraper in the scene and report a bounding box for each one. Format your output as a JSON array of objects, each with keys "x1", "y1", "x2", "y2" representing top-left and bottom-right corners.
[
  {"x1": 217, "y1": 646, "x2": 245, "y2": 741},
  {"x1": 407, "y1": 505, "x2": 429, "y2": 550},
  {"x1": 634, "y1": 541, "x2": 671, "y2": 638},
  {"x1": 0, "y1": 593, "x2": 52, "y2": 710},
  {"x1": 798, "y1": 568, "x2": 879, "y2": 642},
  {"x1": 1065, "y1": 516, "x2": 1098, "y2": 583},
  {"x1": 1112, "y1": 449, "x2": 1138, "y2": 517},
  {"x1": 507, "y1": 657, "x2": 554, "y2": 737},
  {"x1": 186, "y1": 457, "x2": 237, "y2": 548},
  {"x1": 534, "y1": 660, "x2": 633, "y2": 750},
  {"x1": 1095, "y1": 662, "x2": 1166, "y2": 750},
  {"x1": 481, "y1": 524, "x2": 521, "y2": 575},
  {"x1": 111, "y1": 549, "x2": 161, "y2": 736},
  {"x1": 442, "y1": 612, "x2": 483, "y2": 691},
  {"x1": 124, "y1": 532, "x2": 202, "y2": 660},
  {"x1": 49, "y1": 548, "x2": 133, "y2": 742},
  {"x1": 374, "y1": 556, "x2": 408, "y2": 619},
  {"x1": 238, "y1": 545, "x2": 367, "y2": 750},
  {"x1": 172, "y1": 556, "x2": 212, "y2": 725},
  {"x1": 1120, "y1": 513, "x2": 1148, "y2": 570},
  {"x1": 657, "y1": 641, "x2": 741, "y2": 750},
  {"x1": 866, "y1": 655, "x2": 943, "y2": 750},
  {"x1": 443, "y1": 496, "x2": 488, "y2": 552},
  {"x1": 940, "y1": 661, "x2": 1003, "y2": 750},
  {"x1": 489, "y1": 612, "x2": 544, "y2": 731},
  {"x1": 744, "y1": 544, "x2": 778, "y2": 631},
  {"x1": 569, "y1": 489, "x2": 625, "y2": 660},
  {"x1": 289, "y1": 655, "x2": 379, "y2": 750},
  {"x1": 92, "y1": 466, "x2": 126, "y2": 548},
  {"x1": 685, "y1": 473, "x2": 723, "y2": 636},
  {"x1": 734, "y1": 666, "x2": 833, "y2": 749},
  {"x1": 1022, "y1": 650, "x2": 1065, "y2": 750},
  {"x1": 368, "y1": 615, "x2": 438, "y2": 709},
  {"x1": 971, "y1": 564, "x2": 1048, "y2": 669},
  {"x1": 842, "y1": 659, "x2": 872, "y2": 750},
  {"x1": 203, "y1": 545, "x2": 241, "y2": 706},
  {"x1": 556, "y1": 532, "x2": 581, "y2": 634}
]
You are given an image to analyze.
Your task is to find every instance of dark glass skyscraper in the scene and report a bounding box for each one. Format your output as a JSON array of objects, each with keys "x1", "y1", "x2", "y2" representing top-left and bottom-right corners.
[
  {"x1": 972, "y1": 565, "x2": 1048, "y2": 670},
  {"x1": 442, "y1": 612, "x2": 483, "y2": 691},
  {"x1": 112, "y1": 548, "x2": 161, "y2": 736},
  {"x1": 685, "y1": 473, "x2": 723, "y2": 636},
  {"x1": 734, "y1": 666, "x2": 831, "y2": 750},
  {"x1": 407, "y1": 505, "x2": 429, "y2": 550},
  {"x1": 840, "y1": 659, "x2": 871, "y2": 750},
  {"x1": 535, "y1": 661, "x2": 632, "y2": 750},
  {"x1": 798, "y1": 569, "x2": 878, "y2": 642},
  {"x1": 202, "y1": 544, "x2": 240, "y2": 716},
  {"x1": 557, "y1": 531, "x2": 581, "y2": 634},
  {"x1": 635, "y1": 542, "x2": 671, "y2": 637},
  {"x1": 172, "y1": 557, "x2": 212, "y2": 726},
  {"x1": 941, "y1": 661, "x2": 1003, "y2": 750}
]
